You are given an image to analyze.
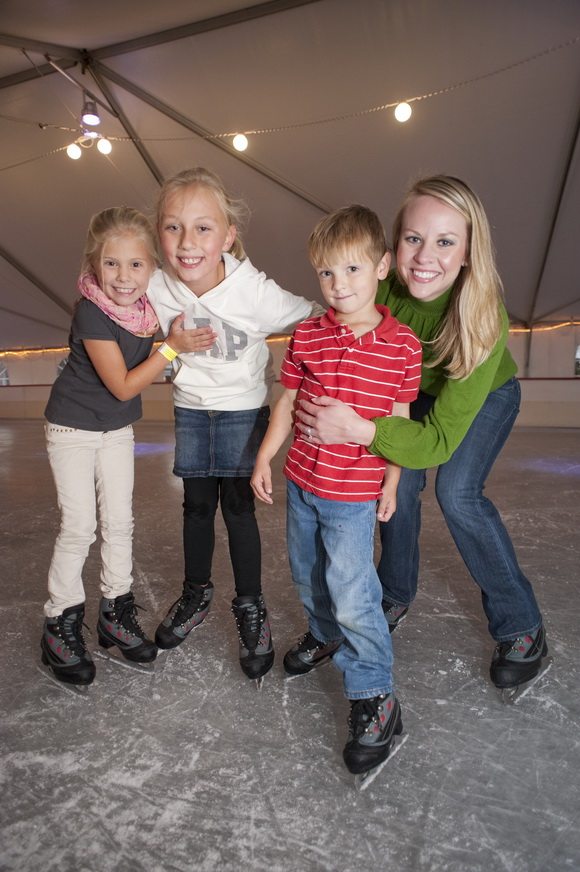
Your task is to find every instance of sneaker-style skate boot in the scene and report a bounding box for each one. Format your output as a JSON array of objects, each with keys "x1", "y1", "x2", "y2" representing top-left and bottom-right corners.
[
  {"x1": 155, "y1": 581, "x2": 214, "y2": 650},
  {"x1": 283, "y1": 630, "x2": 342, "y2": 676},
  {"x1": 97, "y1": 592, "x2": 157, "y2": 665},
  {"x1": 382, "y1": 600, "x2": 409, "y2": 633},
  {"x1": 231, "y1": 595, "x2": 274, "y2": 688},
  {"x1": 490, "y1": 624, "x2": 550, "y2": 701},
  {"x1": 41, "y1": 604, "x2": 96, "y2": 688},
  {"x1": 343, "y1": 693, "x2": 404, "y2": 780}
]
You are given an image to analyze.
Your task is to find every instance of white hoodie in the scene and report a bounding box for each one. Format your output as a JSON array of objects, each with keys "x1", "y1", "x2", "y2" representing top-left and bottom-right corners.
[{"x1": 147, "y1": 253, "x2": 320, "y2": 411}]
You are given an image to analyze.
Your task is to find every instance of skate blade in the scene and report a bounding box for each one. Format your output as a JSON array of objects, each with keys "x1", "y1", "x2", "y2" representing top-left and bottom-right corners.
[
  {"x1": 94, "y1": 648, "x2": 156, "y2": 673},
  {"x1": 284, "y1": 659, "x2": 332, "y2": 681},
  {"x1": 36, "y1": 665, "x2": 91, "y2": 699},
  {"x1": 354, "y1": 734, "x2": 408, "y2": 793},
  {"x1": 499, "y1": 657, "x2": 553, "y2": 704}
]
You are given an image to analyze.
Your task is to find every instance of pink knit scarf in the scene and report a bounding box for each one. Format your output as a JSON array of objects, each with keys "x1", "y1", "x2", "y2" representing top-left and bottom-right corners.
[{"x1": 78, "y1": 272, "x2": 159, "y2": 336}]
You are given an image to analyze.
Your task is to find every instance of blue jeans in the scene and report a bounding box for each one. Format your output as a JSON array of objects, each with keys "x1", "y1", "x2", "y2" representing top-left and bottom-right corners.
[
  {"x1": 377, "y1": 378, "x2": 542, "y2": 641},
  {"x1": 286, "y1": 480, "x2": 394, "y2": 700}
]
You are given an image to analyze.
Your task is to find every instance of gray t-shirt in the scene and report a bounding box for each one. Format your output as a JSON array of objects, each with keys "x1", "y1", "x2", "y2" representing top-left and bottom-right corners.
[{"x1": 45, "y1": 299, "x2": 154, "y2": 431}]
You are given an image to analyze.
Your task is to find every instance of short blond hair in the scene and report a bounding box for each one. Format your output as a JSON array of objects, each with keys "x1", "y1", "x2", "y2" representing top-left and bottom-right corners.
[
  {"x1": 308, "y1": 204, "x2": 388, "y2": 267},
  {"x1": 82, "y1": 206, "x2": 158, "y2": 274},
  {"x1": 155, "y1": 166, "x2": 248, "y2": 260}
]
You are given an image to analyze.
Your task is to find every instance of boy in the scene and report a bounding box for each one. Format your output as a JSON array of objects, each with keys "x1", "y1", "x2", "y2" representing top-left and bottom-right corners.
[{"x1": 251, "y1": 205, "x2": 422, "y2": 776}]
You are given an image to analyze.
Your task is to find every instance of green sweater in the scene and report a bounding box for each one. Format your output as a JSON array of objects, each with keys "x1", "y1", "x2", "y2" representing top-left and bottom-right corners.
[{"x1": 371, "y1": 272, "x2": 518, "y2": 468}]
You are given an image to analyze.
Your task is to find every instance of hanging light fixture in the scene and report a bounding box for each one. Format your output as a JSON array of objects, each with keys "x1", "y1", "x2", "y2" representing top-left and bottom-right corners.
[{"x1": 81, "y1": 95, "x2": 100, "y2": 126}]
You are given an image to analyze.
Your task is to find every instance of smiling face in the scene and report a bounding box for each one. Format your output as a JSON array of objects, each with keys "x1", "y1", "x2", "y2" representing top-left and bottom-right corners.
[
  {"x1": 396, "y1": 195, "x2": 469, "y2": 302},
  {"x1": 96, "y1": 233, "x2": 154, "y2": 307},
  {"x1": 315, "y1": 247, "x2": 391, "y2": 326},
  {"x1": 158, "y1": 184, "x2": 237, "y2": 296}
]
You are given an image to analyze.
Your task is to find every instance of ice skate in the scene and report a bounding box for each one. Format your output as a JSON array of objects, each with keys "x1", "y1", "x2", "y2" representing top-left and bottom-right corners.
[
  {"x1": 40, "y1": 604, "x2": 95, "y2": 693},
  {"x1": 490, "y1": 624, "x2": 551, "y2": 704},
  {"x1": 155, "y1": 581, "x2": 214, "y2": 650},
  {"x1": 343, "y1": 694, "x2": 404, "y2": 788},
  {"x1": 382, "y1": 600, "x2": 409, "y2": 633},
  {"x1": 283, "y1": 631, "x2": 342, "y2": 677},
  {"x1": 97, "y1": 592, "x2": 157, "y2": 671},
  {"x1": 231, "y1": 595, "x2": 274, "y2": 689}
]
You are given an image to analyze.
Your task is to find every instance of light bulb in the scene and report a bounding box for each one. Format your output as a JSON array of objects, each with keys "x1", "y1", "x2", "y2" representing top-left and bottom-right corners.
[
  {"x1": 81, "y1": 98, "x2": 100, "y2": 126},
  {"x1": 82, "y1": 128, "x2": 99, "y2": 140},
  {"x1": 97, "y1": 137, "x2": 112, "y2": 155},
  {"x1": 67, "y1": 142, "x2": 82, "y2": 160},
  {"x1": 232, "y1": 133, "x2": 248, "y2": 152},
  {"x1": 394, "y1": 102, "x2": 412, "y2": 123}
]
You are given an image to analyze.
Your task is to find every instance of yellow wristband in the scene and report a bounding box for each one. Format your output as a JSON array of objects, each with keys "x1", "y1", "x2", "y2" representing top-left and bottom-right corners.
[{"x1": 158, "y1": 342, "x2": 178, "y2": 362}]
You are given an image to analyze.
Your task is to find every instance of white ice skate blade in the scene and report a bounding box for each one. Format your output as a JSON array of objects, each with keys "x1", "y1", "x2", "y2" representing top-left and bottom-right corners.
[
  {"x1": 94, "y1": 648, "x2": 156, "y2": 673},
  {"x1": 498, "y1": 657, "x2": 553, "y2": 705},
  {"x1": 354, "y1": 733, "x2": 409, "y2": 792},
  {"x1": 36, "y1": 665, "x2": 90, "y2": 699},
  {"x1": 255, "y1": 676, "x2": 264, "y2": 691}
]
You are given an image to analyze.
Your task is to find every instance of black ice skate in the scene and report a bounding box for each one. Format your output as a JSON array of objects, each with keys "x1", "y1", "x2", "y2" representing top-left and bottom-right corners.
[
  {"x1": 40, "y1": 604, "x2": 95, "y2": 694},
  {"x1": 490, "y1": 624, "x2": 552, "y2": 703},
  {"x1": 382, "y1": 600, "x2": 409, "y2": 633},
  {"x1": 155, "y1": 581, "x2": 214, "y2": 650},
  {"x1": 97, "y1": 592, "x2": 157, "y2": 671},
  {"x1": 283, "y1": 630, "x2": 342, "y2": 676},
  {"x1": 343, "y1": 693, "x2": 406, "y2": 790},
  {"x1": 231, "y1": 595, "x2": 274, "y2": 689}
]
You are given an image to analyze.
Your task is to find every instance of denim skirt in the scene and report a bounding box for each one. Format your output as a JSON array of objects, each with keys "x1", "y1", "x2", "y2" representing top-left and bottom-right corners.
[{"x1": 173, "y1": 405, "x2": 270, "y2": 478}]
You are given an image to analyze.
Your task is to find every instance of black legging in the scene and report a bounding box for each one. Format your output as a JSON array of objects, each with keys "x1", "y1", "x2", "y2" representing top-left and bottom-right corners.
[{"x1": 183, "y1": 476, "x2": 261, "y2": 597}]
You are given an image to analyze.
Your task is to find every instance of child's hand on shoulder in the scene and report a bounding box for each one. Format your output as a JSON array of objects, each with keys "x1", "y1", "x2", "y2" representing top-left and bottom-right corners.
[{"x1": 167, "y1": 313, "x2": 217, "y2": 354}]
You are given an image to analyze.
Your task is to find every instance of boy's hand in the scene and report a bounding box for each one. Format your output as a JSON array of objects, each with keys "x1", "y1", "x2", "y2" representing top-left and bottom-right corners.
[
  {"x1": 251, "y1": 457, "x2": 274, "y2": 505},
  {"x1": 167, "y1": 314, "x2": 217, "y2": 353},
  {"x1": 377, "y1": 484, "x2": 397, "y2": 522}
]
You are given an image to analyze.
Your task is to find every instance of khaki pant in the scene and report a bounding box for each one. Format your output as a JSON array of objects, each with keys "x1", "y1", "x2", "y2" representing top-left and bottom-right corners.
[{"x1": 44, "y1": 424, "x2": 135, "y2": 617}]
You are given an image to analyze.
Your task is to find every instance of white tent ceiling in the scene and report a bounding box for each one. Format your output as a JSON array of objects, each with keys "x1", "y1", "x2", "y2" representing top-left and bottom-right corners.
[{"x1": 1, "y1": 0, "x2": 579, "y2": 351}]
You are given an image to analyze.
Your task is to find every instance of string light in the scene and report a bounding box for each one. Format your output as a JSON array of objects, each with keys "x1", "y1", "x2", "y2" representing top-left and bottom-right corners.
[
  {"x1": 232, "y1": 133, "x2": 249, "y2": 151},
  {"x1": 66, "y1": 142, "x2": 82, "y2": 160},
  {"x1": 0, "y1": 33, "x2": 577, "y2": 171},
  {"x1": 394, "y1": 102, "x2": 412, "y2": 122}
]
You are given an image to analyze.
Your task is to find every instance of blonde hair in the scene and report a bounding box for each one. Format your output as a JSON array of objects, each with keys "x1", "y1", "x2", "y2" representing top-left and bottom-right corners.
[
  {"x1": 156, "y1": 166, "x2": 248, "y2": 260},
  {"x1": 82, "y1": 206, "x2": 158, "y2": 274},
  {"x1": 308, "y1": 204, "x2": 388, "y2": 267},
  {"x1": 393, "y1": 175, "x2": 504, "y2": 380}
]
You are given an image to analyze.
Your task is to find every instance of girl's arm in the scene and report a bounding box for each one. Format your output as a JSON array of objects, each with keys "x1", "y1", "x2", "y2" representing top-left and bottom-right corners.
[
  {"x1": 84, "y1": 314, "x2": 204, "y2": 402},
  {"x1": 251, "y1": 388, "x2": 297, "y2": 505}
]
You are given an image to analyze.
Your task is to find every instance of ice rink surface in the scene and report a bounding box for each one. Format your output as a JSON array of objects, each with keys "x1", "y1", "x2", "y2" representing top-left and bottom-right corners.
[{"x1": 1, "y1": 420, "x2": 579, "y2": 872}]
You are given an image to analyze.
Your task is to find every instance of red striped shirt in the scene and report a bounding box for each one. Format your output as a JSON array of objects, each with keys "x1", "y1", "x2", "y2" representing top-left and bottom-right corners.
[{"x1": 281, "y1": 305, "x2": 422, "y2": 501}]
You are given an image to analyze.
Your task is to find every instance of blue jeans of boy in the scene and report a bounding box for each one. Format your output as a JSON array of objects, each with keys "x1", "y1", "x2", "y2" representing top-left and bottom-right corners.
[
  {"x1": 378, "y1": 378, "x2": 542, "y2": 641},
  {"x1": 286, "y1": 479, "x2": 393, "y2": 700}
]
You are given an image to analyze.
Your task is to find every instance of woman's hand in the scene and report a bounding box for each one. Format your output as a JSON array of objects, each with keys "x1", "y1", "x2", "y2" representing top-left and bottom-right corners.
[
  {"x1": 296, "y1": 396, "x2": 377, "y2": 446},
  {"x1": 167, "y1": 314, "x2": 217, "y2": 354}
]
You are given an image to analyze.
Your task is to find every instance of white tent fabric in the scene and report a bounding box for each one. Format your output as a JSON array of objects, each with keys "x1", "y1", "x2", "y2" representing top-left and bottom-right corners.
[{"x1": 1, "y1": 0, "x2": 579, "y2": 351}]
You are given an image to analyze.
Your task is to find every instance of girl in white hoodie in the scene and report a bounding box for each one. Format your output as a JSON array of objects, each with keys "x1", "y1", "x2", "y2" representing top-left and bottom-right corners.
[{"x1": 147, "y1": 166, "x2": 321, "y2": 685}]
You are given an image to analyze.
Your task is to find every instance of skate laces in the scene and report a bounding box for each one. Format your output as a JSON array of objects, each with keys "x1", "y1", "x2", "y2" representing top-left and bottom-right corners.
[
  {"x1": 115, "y1": 596, "x2": 146, "y2": 637},
  {"x1": 296, "y1": 631, "x2": 321, "y2": 653},
  {"x1": 172, "y1": 585, "x2": 206, "y2": 622},
  {"x1": 60, "y1": 612, "x2": 90, "y2": 656},
  {"x1": 496, "y1": 631, "x2": 540, "y2": 662},
  {"x1": 233, "y1": 602, "x2": 264, "y2": 651},
  {"x1": 349, "y1": 697, "x2": 385, "y2": 739}
]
